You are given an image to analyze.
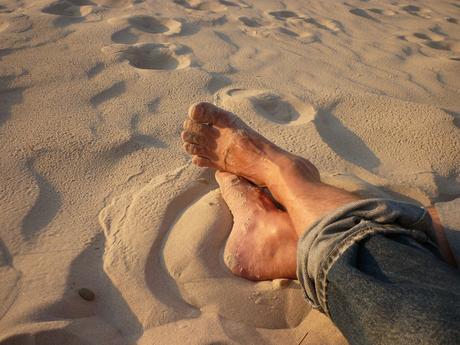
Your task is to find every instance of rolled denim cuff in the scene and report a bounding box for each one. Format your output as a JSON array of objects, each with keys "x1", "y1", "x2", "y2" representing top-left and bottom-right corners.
[{"x1": 296, "y1": 198, "x2": 436, "y2": 316}]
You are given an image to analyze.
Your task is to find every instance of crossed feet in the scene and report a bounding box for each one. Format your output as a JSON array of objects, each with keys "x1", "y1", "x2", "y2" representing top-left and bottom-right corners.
[{"x1": 182, "y1": 102, "x2": 361, "y2": 280}]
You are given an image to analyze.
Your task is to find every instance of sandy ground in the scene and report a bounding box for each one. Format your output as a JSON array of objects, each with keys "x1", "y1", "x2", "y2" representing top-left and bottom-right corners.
[{"x1": 0, "y1": 0, "x2": 459, "y2": 343}]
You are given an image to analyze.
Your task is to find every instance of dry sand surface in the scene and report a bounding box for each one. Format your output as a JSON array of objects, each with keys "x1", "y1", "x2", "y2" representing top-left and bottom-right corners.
[{"x1": 1, "y1": 0, "x2": 460, "y2": 343}]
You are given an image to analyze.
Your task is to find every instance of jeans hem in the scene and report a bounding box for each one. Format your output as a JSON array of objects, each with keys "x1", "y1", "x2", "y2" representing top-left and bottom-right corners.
[
  {"x1": 316, "y1": 222, "x2": 429, "y2": 316},
  {"x1": 296, "y1": 198, "x2": 435, "y2": 316}
]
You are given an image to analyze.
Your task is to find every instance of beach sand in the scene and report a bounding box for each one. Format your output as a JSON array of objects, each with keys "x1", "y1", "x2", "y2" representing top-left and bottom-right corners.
[{"x1": 0, "y1": 0, "x2": 459, "y2": 343}]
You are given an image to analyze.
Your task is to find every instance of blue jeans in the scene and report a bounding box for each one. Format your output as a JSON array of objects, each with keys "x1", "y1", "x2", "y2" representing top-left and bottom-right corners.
[{"x1": 297, "y1": 199, "x2": 460, "y2": 345}]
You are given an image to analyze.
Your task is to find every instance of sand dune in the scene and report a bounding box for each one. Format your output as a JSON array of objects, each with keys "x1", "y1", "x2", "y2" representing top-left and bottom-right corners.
[{"x1": 0, "y1": 0, "x2": 459, "y2": 343}]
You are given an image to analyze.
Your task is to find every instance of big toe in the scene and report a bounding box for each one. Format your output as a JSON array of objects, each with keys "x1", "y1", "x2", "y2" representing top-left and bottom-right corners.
[
  {"x1": 216, "y1": 171, "x2": 256, "y2": 206},
  {"x1": 216, "y1": 171, "x2": 250, "y2": 192},
  {"x1": 188, "y1": 102, "x2": 232, "y2": 127},
  {"x1": 216, "y1": 171, "x2": 276, "y2": 214}
]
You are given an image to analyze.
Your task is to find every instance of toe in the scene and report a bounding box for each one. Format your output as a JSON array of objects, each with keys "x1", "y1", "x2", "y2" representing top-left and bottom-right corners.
[
  {"x1": 191, "y1": 155, "x2": 215, "y2": 168},
  {"x1": 216, "y1": 172, "x2": 258, "y2": 206},
  {"x1": 181, "y1": 130, "x2": 207, "y2": 146},
  {"x1": 215, "y1": 171, "x2": 245, "y2": 189},
  {"x1": 183, "y1": 119, "x2": 219, "y2": 140},
  {"x1": 183, "y1": 142, "x2": 212, "y2": 157},
  {"x1": 215, "y1": 171, "x2": 234, "y2": 181},
  {"x1": 188, "y1": 102, "x2": 233, "y2": 128},
  {"x1": 216, "y1": 171, "x2": 279, "y2": 214}
]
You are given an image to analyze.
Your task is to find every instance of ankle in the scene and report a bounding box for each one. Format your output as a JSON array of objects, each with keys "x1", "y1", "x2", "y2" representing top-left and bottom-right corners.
[
  {"x1": 269, "y1": 154, "x2": 321, "y2": 187},
  {"x1": 264, "y1": 155, "x2": 321, "y2": 213},
  {"x1": 288, "y1": 185, "x2": 361, "y2": 235},
  {"x1": 265, "y1": 156, "x2": 361, "y2": 234}
]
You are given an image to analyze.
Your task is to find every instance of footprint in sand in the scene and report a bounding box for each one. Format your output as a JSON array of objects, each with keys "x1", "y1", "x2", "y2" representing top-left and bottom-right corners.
[
  {"x1": 0, "y1": 1, "x2": 17, "y2": 13},
  {"x1": 349, "y1": 8, "x2": 379, "y2": 22},
  {"x1": 268, "y1": 10, "x2": 344, "y2": 32},
  {"x1": 413, "y1": 32, "x2": 449, "y2": 50},
  {"x1": 268, "y1": 10, "x2": 299, "y2": 21},
  {"x1": 241, "y1": 11, "x2": 341, "y2": 43},
  {"x1": 176, "y1": 0, "x2": 250, "y2": 11},
  {"x1": 266, "y1": 9, "x2": 321, "y2": 40},
  {"x1": 368, "y1": 8, "x2": 397, "y2": 16},
  {"x1": 241, "y1": 22, "x2": 316, "y2": 42},
  {"x1": 0, "y1": 14, "x2": 32, "y2": 33},
  {"x1": 278, "y1": 18, "x2": 329, "y2": 41},
  {"x1": 174, "y1": 0, "x2": 227, "y2": 12},
  {"x1": 41, "y1": 0, "x2": 94, "y2": 17},
  {"x1": 238, "y1": 16, "x2": 262, "y2": 28},
  {"x1": 101, "y1": 43, "x2": 194, "y2": 70},
  {"x1": 401, "y1": 27, "x2": 460, "y2": 53},
  {"x1": 92, "y1": 0, "x2": 133, "y2": 7},
  {"x1": 400, "y1": 4, "x2": 432, "y2": 19},
  {"x1": 215, "y1": 88, "x2": 316, "y2": 125},
  {"x1": 220, "y1": 0, "x2": 250, "y2": 8},
  {"x1": 108, "y1": 15, "x2": 183, "y2": 44},
  {"x1": 303, "y1": 17, "x2": 343, "y2": 33}
]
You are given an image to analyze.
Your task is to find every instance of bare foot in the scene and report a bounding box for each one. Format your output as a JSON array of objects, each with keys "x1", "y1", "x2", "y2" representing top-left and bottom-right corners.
[
  {"x1": 182, "y1": 102, "x2": 360, "y2": 235},
  {"x1": 216, "y1": 171, "x2": 298, "y2": 280},
  {"x1": 182, "y1": 102, "x2": 317, "y2": 186}
]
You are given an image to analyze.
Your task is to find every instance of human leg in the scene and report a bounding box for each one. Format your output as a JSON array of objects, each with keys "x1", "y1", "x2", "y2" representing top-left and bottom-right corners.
[
  {"x1": 327, "y1": 233, "x2": 460, "y2": 345},
  {"x1": 182, "y1": 102, "x2": 361, "y2": 235},
  {"x1": 182, "y1": 102, "x2": 460, "y2": 344},
  {"x1": 215, "y1": 171, "x2": 298, "y2": 280}
]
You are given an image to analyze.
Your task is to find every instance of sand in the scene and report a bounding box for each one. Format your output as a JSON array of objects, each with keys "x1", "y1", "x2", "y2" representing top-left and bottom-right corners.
[{"x1": 0, "y1": 0, "x2": 459, "y2": 343}]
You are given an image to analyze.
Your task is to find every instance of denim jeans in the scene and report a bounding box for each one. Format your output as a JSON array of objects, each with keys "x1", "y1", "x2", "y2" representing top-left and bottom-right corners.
[{"x1": 297, "y1": 199, "x2": 460, "y2": 345}]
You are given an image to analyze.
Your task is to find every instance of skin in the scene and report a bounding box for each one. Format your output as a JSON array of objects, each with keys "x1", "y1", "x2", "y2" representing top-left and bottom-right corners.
[
  {"x1": 427, "y1": 207, "x2": 457, "y2": 267},
  {"x1": 182, "y1": 102, "x2": 361, "y2": 279},
  {"x1": 182, "y1": 102, "x2": 455, "y2": 279},
  {"x1": 215, "y1": 171, "x2": 298, "y2": 280}
]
